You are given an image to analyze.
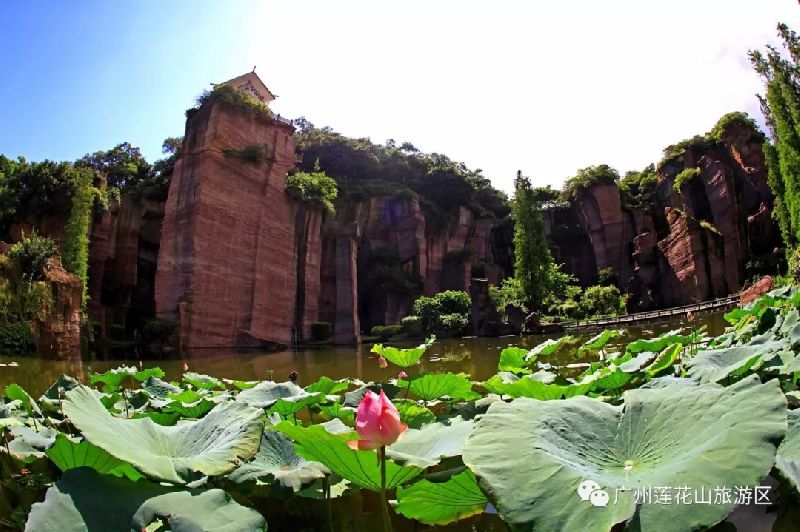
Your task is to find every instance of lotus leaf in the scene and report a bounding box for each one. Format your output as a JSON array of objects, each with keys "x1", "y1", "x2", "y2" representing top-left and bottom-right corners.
[
  {"x1": 237, "y1": 380, "x2": 306, "y2": 409},
  {"x1": 275, "y1": 421, "x2": 421, "y2": 490},
  {"x1": 371, "y1": 337, "x2": 435, "y2": 367},
  {"x1": 776, "y1": 409, "x2": 800, "y2": 492},
  {"x1": 387, "y1": 416, "x2": 473, "y2": 468},
  {"x1": 498, "y1": 347, "x2": 531, "y2": 373},
  {"x1": 462, "y1": 376, "x2": 786, "y2": 532},
  {"x1": 25, "y1": 468, "x2": 266, "y2": 531},
  {"x1": 395, "y1": 469, "x2": 488, "y2": 525},
  {"x1": 229, "y1": 429, "x2": 329, "y2": 490},
  {"x1": 46, "y1": 433, "x2": 143, "y2": 481},
  {"x1": 63, "y1": 386, "x2": 263, "y2": 483}
]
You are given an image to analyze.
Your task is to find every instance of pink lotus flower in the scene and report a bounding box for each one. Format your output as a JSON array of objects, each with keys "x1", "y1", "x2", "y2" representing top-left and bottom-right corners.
[
  {"x1": 378, "y1": 356, "x2": 388, "y2": 369},
  {"x1": 397, "y1": 371, "x2": 408, "y2": 380},
  {"x1": 348, "y1": 390, "x2": 407, "y2": 450}
]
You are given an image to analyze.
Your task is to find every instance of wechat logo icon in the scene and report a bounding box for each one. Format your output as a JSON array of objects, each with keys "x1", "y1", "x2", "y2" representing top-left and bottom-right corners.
[{"x1": 578, "y1": 479, "x2": 610, "y2": 507}]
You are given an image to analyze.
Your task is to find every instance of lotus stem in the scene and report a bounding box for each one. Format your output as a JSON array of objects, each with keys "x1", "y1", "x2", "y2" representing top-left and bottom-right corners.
[
  {"x1": 323, "y1": 475, "x2": 334, "y2": 532},
  {"x1": 378, "y1": 446, "x2": 393, "y2": 532}
]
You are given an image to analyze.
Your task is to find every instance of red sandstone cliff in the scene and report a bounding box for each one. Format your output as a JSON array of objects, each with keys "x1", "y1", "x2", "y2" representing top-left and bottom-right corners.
[
  {"x1": 545, "y1": 121, "x2": 778, "y2": 311},
  {"x1": 153, "y1": 99, "x2": 323, "y2": 348}
]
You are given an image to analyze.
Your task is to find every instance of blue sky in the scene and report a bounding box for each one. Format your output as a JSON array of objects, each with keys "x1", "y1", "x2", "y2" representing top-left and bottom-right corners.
[{"x1": 1, "y1": 1, "x2": 798, "y2": 192}]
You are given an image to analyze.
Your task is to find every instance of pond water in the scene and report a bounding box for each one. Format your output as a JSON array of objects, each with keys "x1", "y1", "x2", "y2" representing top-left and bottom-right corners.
[{"x1": 0, "y1": 313, "x2": 729, "y2": 397}]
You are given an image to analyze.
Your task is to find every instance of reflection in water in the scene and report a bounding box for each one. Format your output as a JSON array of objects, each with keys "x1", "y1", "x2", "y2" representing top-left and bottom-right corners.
[{"x1": 0, "y1": 312, "x2": 728, "y2": 396}]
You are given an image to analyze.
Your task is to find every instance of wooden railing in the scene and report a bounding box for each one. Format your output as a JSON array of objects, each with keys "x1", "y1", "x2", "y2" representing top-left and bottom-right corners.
[{"x1": 560, "y1": 294, "x2": 740, "y2": 331}]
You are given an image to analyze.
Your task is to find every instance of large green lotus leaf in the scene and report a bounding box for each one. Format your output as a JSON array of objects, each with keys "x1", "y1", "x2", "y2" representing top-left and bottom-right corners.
[
  {"x1": 46, "y1": 433, "x2": 143, "y2": 481},
  {"x1": 63, "y1": 386, "x2": 263, "y2": 484},
  {"x1": 141, "y1": 376, "x2": 182, "y2": 399},
  {"x1": 25, "y1": 468, "x2": 266, "y2": 532},
  {"x1": 236, "y1": 380, "x2": 306, "y2": 408},
  {"x1": 592, "y1": 366, "x2": 632, "y2": 391},
  {"x1": 529, "y1": 336, "x2": 575, "y2": 358},
  {"x1": 400, "y1": 373, "x2": 480, "y2": 402},
  {"x1": 776, "y1": 409, "x2": 800, "y2": 492},
  {"x1": 343, "y1": 382, "x2": 401, "y2": 407},
  {"x1": 498, "y1": 347, "x2": 531, "y2": 374},
  {"x1": 162, "y1": 398, "x2": 216, "y2": 419},
  {"x1": 305, "y1": 376, "x2": 349, "y2": 395},
  {"x1": 229, "y1": 429, "x2": 329, "y2": 490},
  {"x1": 90, "y1": 366, "x2": 137, "y2": 392},
  {"x1": 578, "y1": 329, "x2": 623, "y2": 354},
  {"x1": 387, "y1": 416, "x2": 473, "y2": 468},
  {"x1": 0, "y1": 399, "x2": 24, "y2": 428},
  {"x1": 462, "y1": 376, "x2": 786, "y2": 532},
  {"x1": 318, "y1": 402, "x2": 356, "y2": 425},
  {"x1": 182, "y1": 371, "x2": 224, "y2": 390},
  {"x1": 395, "y1": 469, "x2": 488, "y2": 525},
  {"x1": 8, "y1": 426, "x2": 57, "y2": 459},
  {"x1": 5, "y1": 383, "x2": 41, "y2": 418},
  {"x1": 625, "y1": 328, "x2": 692, "y2": 355},
  {"x1": 393, "y1": 400, "x2": 435, "y2": 429},
  {"x1": 274, "y1": 421, "x2": 421, "y2": 491},
  {"x1": 481, "y1": 375, "x2": 591, "y2": 400},
  {"x1": 643, "y1": 343, "x2": 682, "y2": 378},
  {"x1": 685, "y1": 345, "x2": 762, "y2": 383},
  {"x1": 266, "y1": 392, "x2": 324, "y2": 417},
  {"x1": 371, "y1": 337, "x2": 435, "y2": 367},
  {"x1": 618, "y1": 351, "x2": 657, "y2": 373},
  {"x1": 133, "y1": 367, "x2": 165, "y2": 382}
]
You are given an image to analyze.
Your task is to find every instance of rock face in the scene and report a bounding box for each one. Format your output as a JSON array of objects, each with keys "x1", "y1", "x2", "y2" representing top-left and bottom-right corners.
[
  {"x1": 33, "y1": 256, "x2": 82, "y2": 358},
  {"x1": 740, "y1": 275, "x2": 774, "y2": 306},
  {"x1": 470, "y1": 278, "x2": 501, "y2": 337},
  {"x1": 319, "y1": 196, "x2": 512, "y2": 334},
  {"x1": 87, "y1": 194, "x2": 164, "y2": 338},
  {"x1": 154, "y1": 100, "x2": 322, "y2": 348},
  {"x1": 545, "y1": 122, "x2": 779, "y2": 311}
]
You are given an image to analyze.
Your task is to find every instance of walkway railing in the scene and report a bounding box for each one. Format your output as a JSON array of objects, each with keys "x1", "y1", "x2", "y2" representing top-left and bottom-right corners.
[{"x1": 560, "y1": 294, "x2": 740, "y2": 332}]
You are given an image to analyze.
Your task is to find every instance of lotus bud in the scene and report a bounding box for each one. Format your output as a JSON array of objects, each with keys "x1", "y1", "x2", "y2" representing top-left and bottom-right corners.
[
  {"x1": 348, "y1": 390, "x2": 407, "y2": 450},
  {"x1": 398, "y1": 371, "x2": 408, "y2": 379},
  {"x1": 182, "y1": 362, "x2": 189, "y2": 372},
  {"x1": 288, "y1": 370, "x2": 299, "y2": 382},
  {"x1": 378, "y1": 356, "x2": 388, "y2": 369},
  {"x1": 686, "y1": 310, "x2": 695, "y2": 322}
]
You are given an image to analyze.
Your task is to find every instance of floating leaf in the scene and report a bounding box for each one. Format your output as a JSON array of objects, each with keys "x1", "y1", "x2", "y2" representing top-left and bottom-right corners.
[
  {"x1": 305, "y1": 376, "x2": 349, "y2": 395},
  {"x1": 644, "y1": 343, "x2": 682, "y2": 378},
  {"x1": 776, "y1": 409, "x2": 800, "y2": 492},
  {"x1": 318, "y1": 402, "x2": 355, "y2": 425},
  {"x1": 25, "y1": 468, "x2": 266, "y2": 531},
  {"x1": 275, "y1": 421, "x2": 421, "y2": 491},
  {"x1": 182, "y1": 372, "x2": 223, "y2": 390},
  {"x1": 46, "y1": 433, "x2": 143, "y2": 481},
  {"x1": 90, "y1": 367, "x2": 135, "y2": 392},
  {"x1": 387, "y1": 417, "x2": 473, "y2": 468},
  {"x1": 229, "y1": 429, "x2": 329, "y2": 490},
  {"x1": 267, "y1": 392, "x2": 324, "y2": 418},
  {"x1": 463, "y1": 376, "x2": 786, "y2": 532},
  {"x1": 371, "y1": 337, "x2": 435, "y2": 367},
  {"x1": 400, "y1": 373, "x2": 480, "y2": 402},
  {"x1": 237, "y1": 380, "x2": 306, "y2": 409},
  {"x1": 529, "y1": 336, "x2": 575, "y2": 358},
  {"x1": 63, "y1": 386, "x2": 263, "y2": 483},
  {"x1": 395, "y1": 469, "x2": 488, "y2": 525},
  {"x1": 497, "y1": 347, "x2": 531, "y2": 374},
  {"x1": 578, "y1": 329, "x2": 623, "y2": 354},
  {"x1": 393, "y1": 400, "x2": 435, "y2": 429},
  {"x1": 686, "y1": 345, "x2": 762, "y2": 383},
  {"x1": 133, "y1": 367, "x2": 165, "y2": 382}
]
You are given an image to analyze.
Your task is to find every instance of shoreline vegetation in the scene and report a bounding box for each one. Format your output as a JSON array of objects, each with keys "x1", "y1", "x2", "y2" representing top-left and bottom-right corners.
[{"x1": 1, "y1": 286, "x2": 799, "y2": 530}]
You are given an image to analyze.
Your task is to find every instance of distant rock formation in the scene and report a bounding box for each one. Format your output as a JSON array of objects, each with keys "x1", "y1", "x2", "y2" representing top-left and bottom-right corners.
[
  {"x1": 544, "y1": 121, "x2": 778, "y2": 311},
  {"x1": 34, "y1": 256, "x2": 82, "y2": 358}
]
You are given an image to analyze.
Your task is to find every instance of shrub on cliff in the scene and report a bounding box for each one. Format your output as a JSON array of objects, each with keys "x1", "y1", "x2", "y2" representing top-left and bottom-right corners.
[
  {"x1": 619, "y1": 164, "x2": 658, "y2": 210},
  {"x1": 187, "y1": 83, "x2": 272, "y2": 121},
  {"x1": 7, "y1": 232, "x2": 57, "y2": 283},
  {"x1": 560, "y1": 165, "x2": 620, "y2": 203},
  {"x1": 673, "y1": 167, "x2": 701, "y2": 192},
  {"x1": 285, "y1": 169, "x2": 338, "y2": 214},
  {"x1": 293, "y1": 119, "x2": 510, "y2": 223}
]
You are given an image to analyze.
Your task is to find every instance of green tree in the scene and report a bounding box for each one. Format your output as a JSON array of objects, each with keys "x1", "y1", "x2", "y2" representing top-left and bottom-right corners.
[
  {"x1": 511, "y1": 171, "x2": 555, "y2": 311},
  {"x1": 751, "y1": 23, "x2": 800, "y2": 249},
  {"x1": 77, "y1": 142, "x2": 152, "y2": 191},
  {"x1": 61, "y1": 167, "x2": 93, "y2": 305}
]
